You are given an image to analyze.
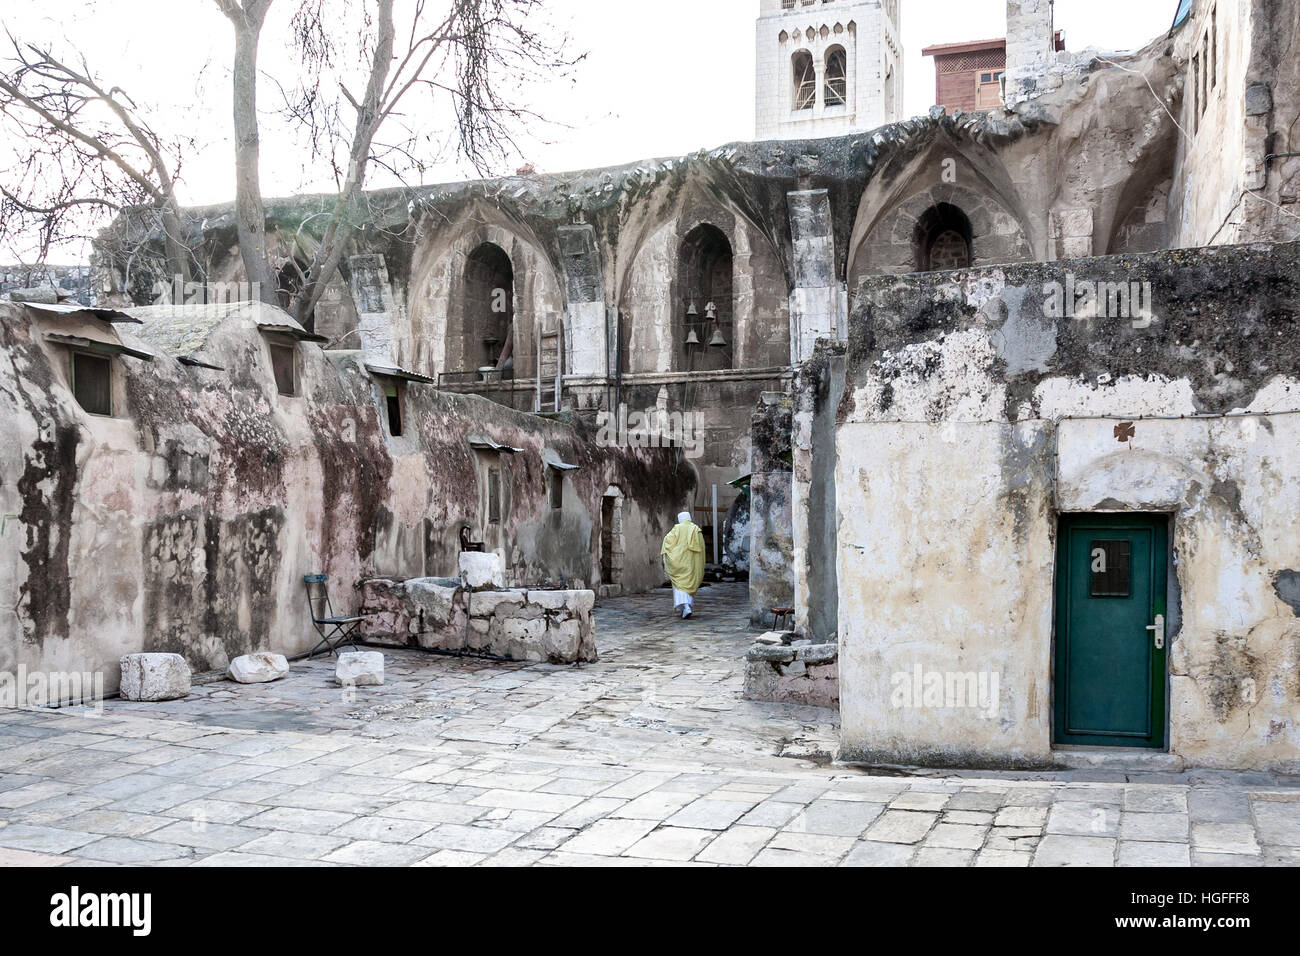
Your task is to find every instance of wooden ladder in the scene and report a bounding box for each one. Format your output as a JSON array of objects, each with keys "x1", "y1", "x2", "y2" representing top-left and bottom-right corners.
[{"x1": 536, "y1": 328, "x2": 562, "y2": 412}]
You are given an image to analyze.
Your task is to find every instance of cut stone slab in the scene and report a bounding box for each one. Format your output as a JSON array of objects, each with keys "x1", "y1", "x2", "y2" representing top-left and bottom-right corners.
[
  {"x1": 228, "y1": 653, "x2": 290, "y2": 684},
  {"x1": 119, "y1": 653, "x2": 191, "y2": 702},
  {"x1": 336, "y1": 652, "x2": 384, "y2": 686},
  {"x1": 459, "y1": 551, "x2": 505, "y2": 590}
]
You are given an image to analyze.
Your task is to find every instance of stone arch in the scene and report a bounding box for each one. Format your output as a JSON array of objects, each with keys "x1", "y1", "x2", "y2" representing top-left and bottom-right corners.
[
  {"x1": 451, "y1": 242, "x2": 514, "y2": 374},
  {"x1": 676, "y1": 223, "x2": 734, "y2": 372},
  {"x1": 792, "y1": 49, "x2": 816, "y2": 111},
  {"x1": 848, "y1": 184, "x2": 1033, "y2": 285},
  {"x1": 405, "y1": 207, "x2": 565, "y2": 382},
  {"x1": 1100, "y1": 158, "x2": 1175, "y2": 256},
  {"x1": 614, "y1": 181, "x2": 789, "y2": 376},
  {"x1": 599, "y1": 484, "x2": 625, "y2": 595},
  {"x1": 846, "y1": 134, "x2": 1037, "y2": 288},
  {"x1": 914, "y1": 203, "x2": 973, "y2": 271},
  {"x1": 824, "y1": 45, "x2": 848, "y2": 108}
]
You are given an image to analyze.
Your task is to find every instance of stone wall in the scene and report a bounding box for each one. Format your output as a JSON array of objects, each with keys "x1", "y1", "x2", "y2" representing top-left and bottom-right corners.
[
  {"x1": 0, "y1": 300, "x2": 689, "y2": 692},
  {"x1": 358, "y1": 578, "x2": 596, "y2": 664},
  {"x1": 748, "y1": 392, "x2": 795, "y2": 626},
  {"x1": 1169, "y1": 0, "x2": 1300, "y2": 247},
  {"x1": 1, "y1": 265, "x2": 94, "y2": 305},
  {"x1": 744, "y1": 632, "x2": 839, "y2": 708},
  {"x1": 791, "y1": 341, "x2": 845, "y2": 642},
  {"x1": 834, "y1": 241, "x2": 1300, "y2": 772}
]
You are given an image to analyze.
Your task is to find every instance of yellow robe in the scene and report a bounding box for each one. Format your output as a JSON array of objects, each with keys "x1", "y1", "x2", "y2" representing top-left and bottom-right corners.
[{"x1": 661, "y1": 521, "x2": 706, "y2": 595}]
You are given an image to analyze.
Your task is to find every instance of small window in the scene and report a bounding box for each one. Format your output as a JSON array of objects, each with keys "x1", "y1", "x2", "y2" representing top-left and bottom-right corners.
[
  {"x1": 384, "y1": 383, "x2": 403, "y2": 437},
  {"x1": 71, "y1": 351, "x2": 112, "y2": 416},
  {"x1": 981, "y1": 72, "x2": 992, "y2": 83},
  {"x1": 269, "y1": 342, "x2": 296, "y2": 396},
  {"x1": 487, "y1": 467, "x2": 501, "y2": 524},
  {"x1": 1090, "y1": 540, "x2": 1131, "y2": 598},
  {"x1": 550, "y1": 471, "x2": 564, "y2": 511}
]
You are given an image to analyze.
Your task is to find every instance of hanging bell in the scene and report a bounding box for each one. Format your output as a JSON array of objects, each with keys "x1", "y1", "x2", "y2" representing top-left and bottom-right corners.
[
  {"x1": 708, "y1": 327, "x2": 728, "y2": 347},
  {"x1": 685, "y1": 301, "x2": 699, "y2": 317},
  {"x1": 684, "y1": 328, "x2": 701, "y2": 346},
  {"x1": 705, "y1": 301, "x2": 717, "y2": 320}
]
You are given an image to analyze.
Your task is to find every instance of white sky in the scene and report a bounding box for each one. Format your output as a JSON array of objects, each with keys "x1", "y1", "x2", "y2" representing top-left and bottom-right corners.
[{"x1": 1, "y1": 0, "x2": 1178, "y2": 260}]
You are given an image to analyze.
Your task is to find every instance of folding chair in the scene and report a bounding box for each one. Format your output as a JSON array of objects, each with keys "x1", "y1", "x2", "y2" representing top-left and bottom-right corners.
[{"x1": 304, "y1": 574, "x2": 364, "y2": 658}]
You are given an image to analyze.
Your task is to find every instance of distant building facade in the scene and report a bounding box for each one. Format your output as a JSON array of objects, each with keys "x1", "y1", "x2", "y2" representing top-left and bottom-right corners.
[{"x1": 922, "y1": 38, "x2": 1007, "y2": 112}]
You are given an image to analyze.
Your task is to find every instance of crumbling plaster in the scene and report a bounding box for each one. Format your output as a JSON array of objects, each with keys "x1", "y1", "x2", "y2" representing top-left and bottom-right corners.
[
  {"x1": 0, "y1": 301, "x2": 690, "y2": 691},
  {"x1": 834, "y1": 242, "x2": 1300, "y2": 772}
]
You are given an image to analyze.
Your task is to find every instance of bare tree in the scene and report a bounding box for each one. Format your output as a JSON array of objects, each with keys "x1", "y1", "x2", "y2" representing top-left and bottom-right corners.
[
  {"x1": 0, "y1": 32, "x2": 194, "y2": 283},
  {"x1": 239, "y1": 0, "x2": 577, "y2": 326}
]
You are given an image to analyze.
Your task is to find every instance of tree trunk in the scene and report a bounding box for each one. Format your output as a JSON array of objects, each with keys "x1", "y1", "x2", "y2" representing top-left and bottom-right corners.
[
  {"x1": 158, "y1": 199, "x2": 191, "y2": 292},
  {"x1": 228, "y1": 2, "x2": 277, "y2": 306}
]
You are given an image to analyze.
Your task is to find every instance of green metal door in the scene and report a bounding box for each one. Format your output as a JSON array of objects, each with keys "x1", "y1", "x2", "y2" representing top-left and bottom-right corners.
[{"x1": 1054, "y1": 514, "x2": 1167, "y2": 748}]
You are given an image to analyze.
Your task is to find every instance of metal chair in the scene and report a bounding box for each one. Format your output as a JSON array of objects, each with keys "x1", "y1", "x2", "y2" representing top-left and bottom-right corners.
[{"x1": 304, "y1": 574, "x2": 363, "y2": 658}]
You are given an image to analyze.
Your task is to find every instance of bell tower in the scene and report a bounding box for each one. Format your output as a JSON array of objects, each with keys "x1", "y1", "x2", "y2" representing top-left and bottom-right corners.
[{"x1": 755, "y1": 0, "x2": 903, "y2": 141}]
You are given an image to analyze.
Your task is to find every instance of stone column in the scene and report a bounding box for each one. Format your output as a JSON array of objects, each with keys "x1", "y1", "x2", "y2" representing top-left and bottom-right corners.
[
  {"x1": 349, "y1": 253, "x2": 396, "y2": 361},
  {"x1": 1004, "y1": 0, "x2": 1057, "y2": 106},
  {"x1": 556, "y1": 224, "x2": 606, "y2": 379},
  {"x1": 787, "y1": 189, "x2": 841, "y2": 365}
]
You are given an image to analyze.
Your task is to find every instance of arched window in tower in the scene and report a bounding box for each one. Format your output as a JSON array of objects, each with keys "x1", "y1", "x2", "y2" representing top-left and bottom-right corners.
[
  {"x1": 792, "y1": 51, "x2": 816, "y2": 112},
  {"x1": 824, "y1": 46, "x2": 847, "y2": 107},
  {"x1": 913, "y1": 204, "x2": 974, "y2": 272},
  {"x1": 459, "y1": 242, "x2": 515, "y2": 374},
  {"x1": 677, "y1": 224, "x2": 734, "y2": 372}
]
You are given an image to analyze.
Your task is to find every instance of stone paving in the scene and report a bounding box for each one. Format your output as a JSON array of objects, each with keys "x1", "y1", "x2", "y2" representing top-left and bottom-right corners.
[{"x1": 1, "y1": 583, "x2": 1298, "y2": 867}]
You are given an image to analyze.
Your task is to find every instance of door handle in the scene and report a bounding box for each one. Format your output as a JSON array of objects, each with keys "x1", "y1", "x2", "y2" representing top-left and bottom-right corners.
[{"x1": 1146, "y1": 613, "x2": 1165, "y2": 650}]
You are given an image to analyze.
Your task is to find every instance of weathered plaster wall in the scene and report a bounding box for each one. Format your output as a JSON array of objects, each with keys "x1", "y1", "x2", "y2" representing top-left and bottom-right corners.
[
  {"x1": 836, "y1": 242, "x2": 1300, "y2": 771},
  {"x1": 1170, "y1": 0, "x2": 1300, "y2": 247},
  {"x1": 0, "y1": 302, "x2": 690, "y2": 692}
]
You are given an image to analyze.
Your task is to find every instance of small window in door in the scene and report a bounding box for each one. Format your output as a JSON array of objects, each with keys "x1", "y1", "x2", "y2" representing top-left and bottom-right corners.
[
  {"x1": 71, "y1": 351, "x2": 112, "y2": 416},
  {"x1": 384, "y1": 383, "x2": 403, "y2": 436},
  {"x1": 487, "y1": 467, "x2": 501, "y2": 524},
  {"x1": 269, "y1": 342, "x2": 296, "y2": 396},
  {"x1": 1089, "y1": 540, "x2": 1131, "y2": 597}
]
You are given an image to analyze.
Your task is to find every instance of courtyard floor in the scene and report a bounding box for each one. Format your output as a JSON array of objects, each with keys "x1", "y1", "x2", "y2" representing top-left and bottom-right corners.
[{"x1": 1, "y1": 582, "x2": 1297, "y2": 867}]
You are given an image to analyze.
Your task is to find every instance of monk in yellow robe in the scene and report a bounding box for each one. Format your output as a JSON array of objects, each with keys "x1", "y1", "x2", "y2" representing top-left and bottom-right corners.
[{"x1": 661, "y1": 511, "x2": 705, "y2": 619}]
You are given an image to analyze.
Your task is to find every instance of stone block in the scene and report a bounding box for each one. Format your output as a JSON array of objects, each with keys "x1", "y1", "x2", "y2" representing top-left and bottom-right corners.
[
  {"x1": 119, "y1": 653, "x2": 191, "y2": 702},
  {"x1": 406, "y1": 578, "x2": 460, "y2": 628},
  {"x1": 747, "y1": 644, "x2": 795, "y2": 663},
  {"x1": 336, "y1": 651, "x2": 384, "y2": 686},
  {"x1": 565, "y1": 590, "x2": 596, "y2": 616},
  {"x1": 459, "y1": 551, "x2": 505, "y2": 590},
  {"x1": 499, "y1": 617, "x2": 545, "y2": 642},
  {"x1": 228, "y1": 653, "x2": 290, "y2": 684},
  {"x1": 1245, "y1": 82, "x2": 1272, "y2": 116},
  {"x1": 527, "y1": 589, "x2": 569, "y2": 611},
  {"x1": 468, "y1": 589, "x2": 526, "y2": 617},
  {"x1": 544, "y1": 620, "x2": 582, "y2": 661},
  {"x1": 796, "y1": 643, "x2": 838, "y2": 665}
]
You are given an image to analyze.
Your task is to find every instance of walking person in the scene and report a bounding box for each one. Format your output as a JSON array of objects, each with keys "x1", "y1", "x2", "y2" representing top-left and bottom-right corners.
[{"x1": 661, "y1": 511, "x2": 705, "y2": 619}]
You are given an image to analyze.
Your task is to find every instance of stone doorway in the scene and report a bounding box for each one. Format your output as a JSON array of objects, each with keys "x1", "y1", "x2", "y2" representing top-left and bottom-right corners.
[{"x1": 600, "y1": 486, "x2": 624, "y2": 597}]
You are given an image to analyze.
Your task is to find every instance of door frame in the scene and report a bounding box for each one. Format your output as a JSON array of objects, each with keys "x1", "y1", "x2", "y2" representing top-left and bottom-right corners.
[{"x1": 1052, "y1": 512, "x2": 1171, "y2": 750}]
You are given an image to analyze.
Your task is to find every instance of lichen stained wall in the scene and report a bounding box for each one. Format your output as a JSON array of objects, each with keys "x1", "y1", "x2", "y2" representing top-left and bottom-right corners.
[{"x1": 836, "y1": 242, "x2": 1300, "y2": 772}]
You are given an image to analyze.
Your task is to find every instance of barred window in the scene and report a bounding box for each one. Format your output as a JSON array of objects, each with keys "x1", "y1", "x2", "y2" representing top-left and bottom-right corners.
[
  {"x1": 824, "y1": 46, "x2": 847, "y2": 107},
  {"x1": 792, "y1": 51, "x2": 816, "y2": 111}
]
